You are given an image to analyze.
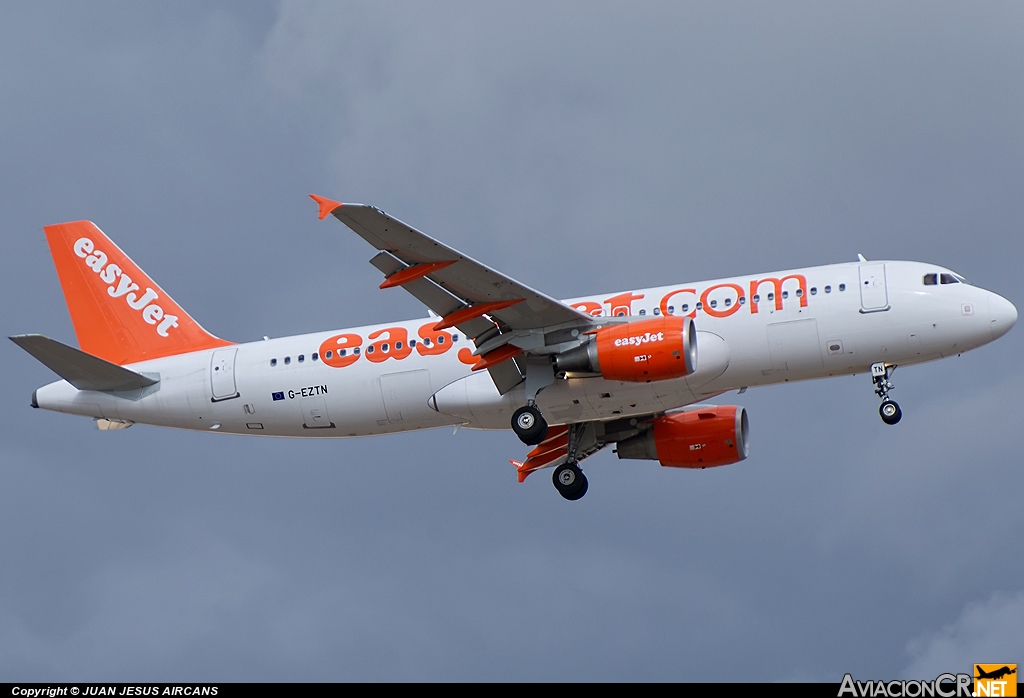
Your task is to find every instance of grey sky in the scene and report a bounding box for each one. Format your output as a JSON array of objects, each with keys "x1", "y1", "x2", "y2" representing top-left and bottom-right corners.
[{"x1": 2, "y1": 1, "x2": 1022, "y2": 681}]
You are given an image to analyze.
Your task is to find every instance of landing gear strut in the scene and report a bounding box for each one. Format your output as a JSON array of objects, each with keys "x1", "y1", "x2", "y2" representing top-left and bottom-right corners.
[
  {"x1": 871, "y1": 362, "x2": 902, "y2": 425},
  {"x1": 512, "y1": 359, "x2": 555, "y2": 445},
  {"x1": 512, "y1": 403, "x2": 548, "y2": 445},
  {"x1": 552, "y1": 423, "x2": 589, "y2": 501}
]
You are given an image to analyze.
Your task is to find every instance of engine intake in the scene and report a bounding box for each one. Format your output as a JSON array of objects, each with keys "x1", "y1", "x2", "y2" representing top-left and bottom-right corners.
[
  {"x1": 554, "y1": 317, "x2": 697, "y2": 382},
  {"x1": 617, "y1": 406, "x2": 749, "y2": 468}
]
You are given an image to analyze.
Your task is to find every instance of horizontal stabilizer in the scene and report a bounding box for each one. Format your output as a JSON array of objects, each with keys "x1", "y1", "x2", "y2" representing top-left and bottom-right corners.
[{"x1": 9, "y1": 334, "x2": 158, "y2": 392}]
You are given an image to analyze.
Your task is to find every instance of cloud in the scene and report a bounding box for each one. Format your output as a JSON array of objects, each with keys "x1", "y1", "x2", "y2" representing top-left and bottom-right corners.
[
  {"x1": 2, "y1": 0, "x2": 1024, "y2": 682},
  {"x1": 903, "y1": 590, "x2": 1024, "y2": 678}
]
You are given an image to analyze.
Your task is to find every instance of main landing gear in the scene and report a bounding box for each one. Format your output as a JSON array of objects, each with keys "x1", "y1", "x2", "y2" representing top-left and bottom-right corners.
[
  {"x1": 552, "y1": 422, "x2": 590, "y2": 501},
  {"x1": 512, "y1": 403, "x2": 548, "y2": 445},
  {"x1": 553, "y1": 462, "x2": 588, "y2": 501},
  {"x1": 871, "y1": 362, "x2": 902, "y2": 425}
]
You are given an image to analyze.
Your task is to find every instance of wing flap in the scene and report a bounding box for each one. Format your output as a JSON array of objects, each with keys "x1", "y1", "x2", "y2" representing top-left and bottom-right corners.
[{"x1": 10, "y1": 334, "x2": 159, "y2": 392}]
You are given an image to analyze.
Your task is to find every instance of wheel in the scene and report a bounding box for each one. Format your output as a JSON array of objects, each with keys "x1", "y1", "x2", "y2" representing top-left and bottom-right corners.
[
  {"x1": 552, "y1": 462, "x2": 588, "y2": 500},
  {"x1": 562, "y1": 474, "x2": 588, "y2": 501},
  {"x1": 512, "y1": 405, "x2": 548, "y2": 445},
  {"x1": 879, "y1": 400, "x2": 902, "y2": 425}
]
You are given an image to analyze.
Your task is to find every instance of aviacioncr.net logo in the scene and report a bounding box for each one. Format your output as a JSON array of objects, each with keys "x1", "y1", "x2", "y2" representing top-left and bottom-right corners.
[{"x1": 838, "y1": 673, "x2": 973, "y2": 698}]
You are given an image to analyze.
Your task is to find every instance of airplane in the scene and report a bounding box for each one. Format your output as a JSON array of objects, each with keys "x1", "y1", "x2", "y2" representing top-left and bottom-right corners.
[{"x1": 11, "y1": 194, "x2": 1017, "y2": 500}]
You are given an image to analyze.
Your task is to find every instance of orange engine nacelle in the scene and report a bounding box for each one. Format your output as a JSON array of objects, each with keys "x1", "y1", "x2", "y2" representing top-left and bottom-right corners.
[
  {"x1": 616, "y1": 406, "x2": 749, "y2": 468},
  {"x1": 554, "y1": 317, "x2": 697, "y2": 382}
]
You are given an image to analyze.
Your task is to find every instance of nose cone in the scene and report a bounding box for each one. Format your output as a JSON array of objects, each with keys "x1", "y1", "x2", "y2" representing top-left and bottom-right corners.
[{"x1": 989, "y1": 293, "x2": 1017, "y2": 341}]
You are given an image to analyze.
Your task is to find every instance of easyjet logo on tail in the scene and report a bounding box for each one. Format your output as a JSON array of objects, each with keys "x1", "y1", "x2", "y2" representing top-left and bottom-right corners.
[{"x1": 73, "y1": 237, "x2": 178, "y2": 338}]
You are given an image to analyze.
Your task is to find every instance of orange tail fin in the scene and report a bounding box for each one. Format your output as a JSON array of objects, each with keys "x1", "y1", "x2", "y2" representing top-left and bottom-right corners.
[{"x1": 44, "y1": 220, "x2": 232, "y2": 365}]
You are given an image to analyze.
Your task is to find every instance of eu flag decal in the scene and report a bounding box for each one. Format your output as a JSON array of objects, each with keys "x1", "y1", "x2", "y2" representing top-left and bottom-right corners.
[{"x1": 272, "y1": 391, "x2": 285, "y2": 401}]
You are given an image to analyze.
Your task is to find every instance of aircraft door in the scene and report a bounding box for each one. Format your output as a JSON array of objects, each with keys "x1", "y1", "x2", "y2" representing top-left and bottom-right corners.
[
  {"x1": 859, "y1": 263, "x2": 889, "y2": 312},
  {"x1": 380, "y1": 370, "x2": 432, "y2": 423},
  {"x1": 210, "y1": 348, "x2": 239, "y2": 402},
  {"x1": 767, "y1": 319, "x2": 824, "y2": 373},
  {"x1": 301, "y1": 396, "x2": 334, "y2": 429}
]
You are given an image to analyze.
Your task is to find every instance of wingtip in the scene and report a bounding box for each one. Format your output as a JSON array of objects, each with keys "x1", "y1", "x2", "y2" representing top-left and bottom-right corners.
[
  {"x1": 511, "y1": 459, "x2": 532, "y2": 483},
  {"x1": 309, "y1": 194, "x2": 343, "y2": 220}
]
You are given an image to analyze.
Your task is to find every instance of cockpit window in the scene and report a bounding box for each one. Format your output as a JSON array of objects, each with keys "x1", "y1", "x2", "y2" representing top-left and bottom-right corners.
[
  {"x1": 952, "y1": 273, "x2": 970, "y2": 285},
  {"x1": 923, "y1": 273, "x2": 938, "y2": 285},
  {"x1": 940, "y1": 273, "x2": 959, "y2": 285}
]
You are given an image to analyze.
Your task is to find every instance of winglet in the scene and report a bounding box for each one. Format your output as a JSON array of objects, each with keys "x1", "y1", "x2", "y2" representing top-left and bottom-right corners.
[
  {"x1": 511, "y1": 460, "x2": 532, "y2": 483},
  {"x1": 309, "y1": 194, "x2": 343, "y2": 220}
]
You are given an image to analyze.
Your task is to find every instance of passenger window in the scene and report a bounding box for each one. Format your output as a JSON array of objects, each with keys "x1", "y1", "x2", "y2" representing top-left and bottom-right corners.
[
  {"x1": 325, "y1": 351, "x2": 333, "y2": 359},
  {"x1": 270, "y1": 358, "x2": 277, "y2": 367},
  {"x1": 284, "y1": 356, "x2": 291, "y2": 365},
  {"x1": 437, "y1": 336, "x2": 445, "y2": 344},
  {"x1": 680, "y1": 304, "x2": 688, "y2": 312},
  {"x1": 723, "y1": 298, "x2": 731, "y2": 307},
  {"x1": 312, "y1": 352, "x2": 318, "y2": 361},
  {"x1": 696, "y1": 302, "x2": 703, "y2": 310},
  {"x1": 781, "y1": 291, "x2": 788, "y2": 299},
  {"x1": 739, "y1": 296, "x2": 746, "y2": 305},
  {"x1": 810, "y1": 287, "x2": 817, "y2": 295},
  {"x1": 795, "y1": 288, "x2": 803, "y2": 297},
  {"x1": 923, "y1": 273, "x2": 938, "y2": 285},
  {"x1": 395, "y1": 341, "x2": 403, "y2": 350},
  {"x1": 639, "y1": 309, "x2": 646, "y2": 316},
  {"x1": 381, "y1": 343, "x2": 389, "y2": 352},
  {"x1": 940, "y1": 273, "x2": 958, "y2": 284},
  {"x1": 709, "y1": 300, "x2": 718, "y2": 308},
  {"x1": 298, "y1": 355, "x2": 304, "y2": 363},
  {"x1": 423, "y1": 338, "x2": 431, "y2": 346},
  {"x1": 667, "y1": 305, "x2": 675, "y2": 314},
  {"x1": 653, "y1": 307, "x2": 661, "y2": 315},
  {"x1": 409, "y1": 339, "x2": 417, "y2": 347},
  {"x1": 839, "y1": 283, "x2": 846, "y2": 291},
  {"x1": 353, "y1": 347, "x2": 360, "y2": 355},
  {"x1": 367, "y1": 345, "x2": 375, "y2": 354},
  {"x1": 824, "y1": 285, "x2": 832, "y2": 293},
  {"x1": 338, "y1": 349, "x2": 345, "y2": 357},
  {"x1": 767, "y1": 293, "x2": 775, "y2": 301},
  {"x1": 452, "y1": 335, "x2": 459, "y2": 341},
  {"x1": 752, "y1": 294, "x2": 760, "y2": 303}
]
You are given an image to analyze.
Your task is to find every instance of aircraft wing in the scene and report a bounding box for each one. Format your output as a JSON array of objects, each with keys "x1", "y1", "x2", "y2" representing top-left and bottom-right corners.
[{"x1": 312, "y1": 196, "x2": 595, "y2": 337}]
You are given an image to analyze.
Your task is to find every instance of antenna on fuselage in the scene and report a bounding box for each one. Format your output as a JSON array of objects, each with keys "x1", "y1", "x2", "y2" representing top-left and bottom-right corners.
[{"x1": 857, "y1": 253, "x2": 868, "y2": 262}]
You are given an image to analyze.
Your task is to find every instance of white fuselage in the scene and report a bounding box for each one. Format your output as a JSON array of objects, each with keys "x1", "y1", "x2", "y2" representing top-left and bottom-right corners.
[{"x1": 33, "y1": 260, "x2": 1017, "y2": 436}]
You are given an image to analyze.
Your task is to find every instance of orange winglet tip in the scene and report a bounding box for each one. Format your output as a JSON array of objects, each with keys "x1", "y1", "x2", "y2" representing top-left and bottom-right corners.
[
  {"x1": 471, "y1": 344, "x2": 523, "y2": 372},
  {"x1": 433, "y1": 299, "x2": 524, "y2": 331},
  {"x1": 380, "y1": 260, "x2": 456, "y2": 289},
  {"x1": 511, "y1": 460, "x2": 533, "y2": 483},
  {"x1": 309, "y1": 194, "x2": 343, "y2": 220}
]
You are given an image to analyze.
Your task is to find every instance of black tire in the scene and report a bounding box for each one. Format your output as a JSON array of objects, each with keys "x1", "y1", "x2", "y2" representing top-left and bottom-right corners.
[
  {"x1": 562, "y1": 474, "x2": 588, "y2": 501},
  {"x1": 552, "y1": 463, "x2": 588, "y2": 500},
  {"x1": 512, "y1": 405, "x2": 548, "y2": 445},
  {"x1": 879, "y1": 400, "x2": 902, "y2": 425}
]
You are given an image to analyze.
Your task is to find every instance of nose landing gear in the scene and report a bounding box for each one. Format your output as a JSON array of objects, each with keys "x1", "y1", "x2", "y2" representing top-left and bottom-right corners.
[{"x1": 871, "y1": 362, "x2": 902, "y2": 425}]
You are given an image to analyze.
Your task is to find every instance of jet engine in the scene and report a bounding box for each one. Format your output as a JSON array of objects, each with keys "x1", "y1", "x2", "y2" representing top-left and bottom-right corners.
[
  {"x1": 554, "y1": 317, "x2": 697, "y2": 382},
  {"x1": 616, "y1": 406, "x2": 749, "y2": 468}
]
